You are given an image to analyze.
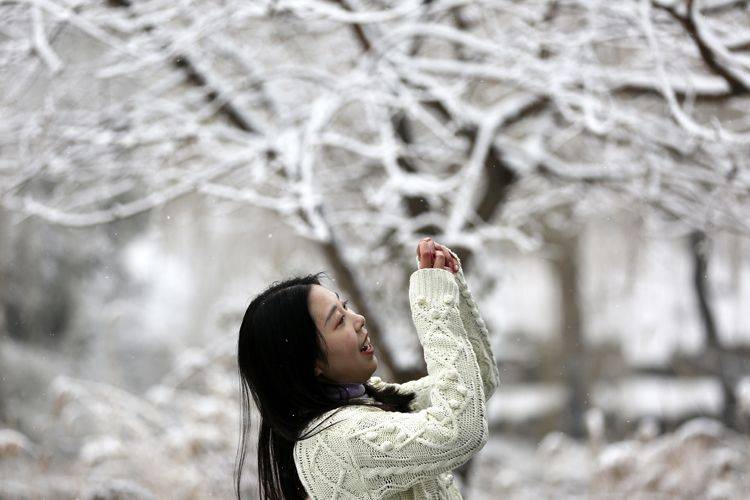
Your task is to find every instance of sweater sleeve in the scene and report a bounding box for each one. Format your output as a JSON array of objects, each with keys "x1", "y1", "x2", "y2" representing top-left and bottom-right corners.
[
  {"x1": 367, "y1": 374, "x2": 437, "y2": 412},
  {"x1": 333, "y1": 268, "x2": 489, "y2": 497},
  {"x1": 411, "y1": 251, "x2": 500, "y2": 405}
]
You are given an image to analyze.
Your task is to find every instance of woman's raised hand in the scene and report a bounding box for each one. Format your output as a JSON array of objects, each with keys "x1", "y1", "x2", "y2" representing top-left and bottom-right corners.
[{"x1": 416, "y1": 237, "x2": 458, "y2": 274}]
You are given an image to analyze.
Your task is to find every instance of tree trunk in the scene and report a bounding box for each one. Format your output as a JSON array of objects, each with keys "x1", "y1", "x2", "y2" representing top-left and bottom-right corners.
[
  {"x1": 689, "y1": 230, "x2": 737, "y2": 428},
  {"x1": 549, "y1": 228, "x2": 589, "y2": 438},
  {"x1": 0, "y1": 209, "x2": 7, "y2": 423}
]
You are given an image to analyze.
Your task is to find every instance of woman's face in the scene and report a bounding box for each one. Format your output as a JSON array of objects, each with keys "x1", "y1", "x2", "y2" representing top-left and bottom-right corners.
[{"x1": 308, "y1": 284, "x2": 377, "y2": 384}]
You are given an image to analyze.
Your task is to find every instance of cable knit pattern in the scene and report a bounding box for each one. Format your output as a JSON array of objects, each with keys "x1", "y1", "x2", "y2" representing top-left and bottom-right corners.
[
  {"x1": 293, "y1": 268, "x2": 496, "y2": 499},
  {"x1": 386, "y1": 252, "x2": 499, "y2": 412},
  {"x1": 445, "y1": 249, "x2": 500, "y2": 403}
]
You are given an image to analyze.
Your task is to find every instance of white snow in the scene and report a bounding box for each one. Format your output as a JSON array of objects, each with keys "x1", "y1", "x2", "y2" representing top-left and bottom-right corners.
[
  {"x1": 79, "y1": 436, "x2": 124, "y2": 465},
  {"x1": 593, "y1": 376, "x2": 724, "y2": 420},
  {"x1": 0, "y1": 429, "x2": 33, "y2": 458},
  {"x1": 487, "y1": 383, "x2": 567, "y2": 424}
]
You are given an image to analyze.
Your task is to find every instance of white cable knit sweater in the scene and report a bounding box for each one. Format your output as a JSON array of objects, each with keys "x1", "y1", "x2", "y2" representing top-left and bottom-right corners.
[{"x1": 294, "y1": 251, "x2": 500, "y2": 499}]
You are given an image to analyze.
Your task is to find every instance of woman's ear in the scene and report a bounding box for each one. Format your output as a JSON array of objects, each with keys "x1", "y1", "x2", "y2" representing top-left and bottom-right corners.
[{"x1": 314, "y1": 361, "x2": 323, "y2": 378}]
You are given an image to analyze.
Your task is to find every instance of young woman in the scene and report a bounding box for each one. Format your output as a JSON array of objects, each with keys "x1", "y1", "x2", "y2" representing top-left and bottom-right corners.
[{"x1": 235, "y1": 238, "x2": 500, "y2": 499}]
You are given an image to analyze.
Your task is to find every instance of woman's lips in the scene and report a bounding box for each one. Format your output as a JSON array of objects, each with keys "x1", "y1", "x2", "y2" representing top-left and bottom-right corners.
[{"x1": 360, "y1": 333, "x2": 374, "y2": 355}]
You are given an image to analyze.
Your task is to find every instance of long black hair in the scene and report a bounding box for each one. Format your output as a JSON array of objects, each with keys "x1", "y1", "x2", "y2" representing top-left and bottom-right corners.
[{"x1": 234, "y1": 272, "x2": 416, "y2": 500}]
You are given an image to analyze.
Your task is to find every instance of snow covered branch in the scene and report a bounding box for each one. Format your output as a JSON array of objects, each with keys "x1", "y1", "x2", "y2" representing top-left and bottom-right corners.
[{"x1": 0, "y1": 0, "x2": 747, "y2": 250}]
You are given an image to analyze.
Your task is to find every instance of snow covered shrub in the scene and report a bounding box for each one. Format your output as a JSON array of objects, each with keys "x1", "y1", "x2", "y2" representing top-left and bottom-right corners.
[{"x1": 591, "y1": 418, "x2": 750, "y2": 498}]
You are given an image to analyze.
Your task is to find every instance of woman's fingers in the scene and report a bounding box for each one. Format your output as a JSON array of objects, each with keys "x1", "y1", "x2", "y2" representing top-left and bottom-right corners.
[
  {"x1": 437, "y1": 244, "x2": 454, "y2": 269},
  {"x1": 434, "y1": 249, "x2": 446, "y2": 269},
  {"x1": 416, "y1": 237, "x2": 430, "y2": 257},
  {"x1": 416, "y1": 238, "x2": 457, "y2": 273},
  {"x1": 418, "y1": 240, "x2": 433, "y2": 269},
  {"x1": 436, "y1": 251, "x2": 452, "y2": 272},
  {"x1": 434, "y1": 243, "x2": 458, "y2": 273}
]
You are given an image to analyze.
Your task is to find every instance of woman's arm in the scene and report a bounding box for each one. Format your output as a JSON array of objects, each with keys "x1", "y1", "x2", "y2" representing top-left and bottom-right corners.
[
  {"x1": 322, "y1": 268, "x2": 489, "y2": 498},
  {"x1": 445, "y1": 248, "x2": 500, "y2": 403},
  {"x1": 367, "y1": 247, "x2": 500, "y2": 412},
  {"x1": 404, "y1": 249, "x2": 500, "y2": 406}
]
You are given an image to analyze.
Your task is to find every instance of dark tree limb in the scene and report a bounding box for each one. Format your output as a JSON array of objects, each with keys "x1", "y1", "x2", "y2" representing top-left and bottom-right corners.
[
  {"x1": 548, "y1": 225, "x2": 589, "y2": 438},
  {"x1": 656, "y1": 0, "x2": 749, "y2": 95},
  {"x1": 689, "y1": 230, "x2": 739, "y2": 429}
]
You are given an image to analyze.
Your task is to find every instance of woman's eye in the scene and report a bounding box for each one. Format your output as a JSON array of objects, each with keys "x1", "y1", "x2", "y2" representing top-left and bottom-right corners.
[{"x1": 337, "y1": 300, "x2": 349, "y2": 328}]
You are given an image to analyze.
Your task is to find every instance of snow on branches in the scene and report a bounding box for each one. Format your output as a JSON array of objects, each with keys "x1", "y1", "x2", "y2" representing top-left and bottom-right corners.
[{"x1": 0, "y1": 0, "x2": 748, "y2": 249}]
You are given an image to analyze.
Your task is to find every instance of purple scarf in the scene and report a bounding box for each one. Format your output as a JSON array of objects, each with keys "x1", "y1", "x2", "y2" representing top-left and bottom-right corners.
[{"x1": 321, "y1": 382, "x2": 367, "y2": 401}]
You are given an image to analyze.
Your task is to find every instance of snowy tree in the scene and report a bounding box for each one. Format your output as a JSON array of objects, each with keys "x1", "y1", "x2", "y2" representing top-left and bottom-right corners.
[{"x1": 2, "y1": 0, "x2": 749, "y2": 453}]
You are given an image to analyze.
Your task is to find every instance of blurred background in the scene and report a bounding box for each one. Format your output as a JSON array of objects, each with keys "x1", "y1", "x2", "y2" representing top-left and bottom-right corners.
[{"x1": 1, "y1": 0, "x2": 749, "y2": 498}]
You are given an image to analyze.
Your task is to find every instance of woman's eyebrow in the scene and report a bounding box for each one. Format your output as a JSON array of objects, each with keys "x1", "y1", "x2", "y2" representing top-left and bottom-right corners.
[{"x1": 324, "y1": 291, "x2": 341, "y2": 326}]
